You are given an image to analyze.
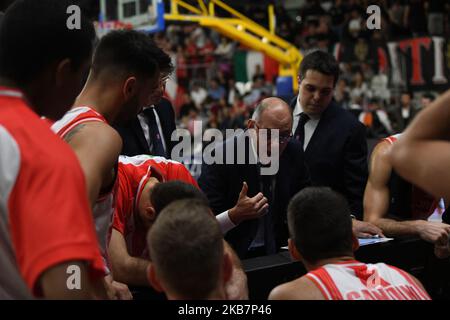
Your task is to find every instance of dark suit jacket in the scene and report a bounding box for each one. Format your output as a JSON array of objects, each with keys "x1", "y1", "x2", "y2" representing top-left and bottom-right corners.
[
  {"x1": 114, "y1": 98, "x2": 177, "y2": 157},
  {"x1": 198, "y1": 132, "x2": 310, "y2": 259},
  {"x1": 290, "y1": 98, "x2": 368, "y2": 218},
  {"x1": 391, "y1": 106, "x2": 420, "y2": 133}
]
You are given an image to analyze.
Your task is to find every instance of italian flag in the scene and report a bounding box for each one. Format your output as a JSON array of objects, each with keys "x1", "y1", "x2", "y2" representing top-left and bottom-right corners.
[{"x1": 233, "y1": 50, "x2": 279, "y2": 83}]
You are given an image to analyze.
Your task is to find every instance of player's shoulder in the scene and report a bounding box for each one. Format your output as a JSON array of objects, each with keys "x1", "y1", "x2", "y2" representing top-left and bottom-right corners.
[
  {"x1": 69, "y1": 121, "x2": 122, "y2": 151},
  {"x1": 268, "y1": 275, "x2": 324, "y2": 300},
  {"x1": 371, "y1": 138, "x2": 394, "y2": 160}
]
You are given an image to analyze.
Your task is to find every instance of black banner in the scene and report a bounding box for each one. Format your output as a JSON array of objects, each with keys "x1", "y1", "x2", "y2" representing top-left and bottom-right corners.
[{"x1": 338, "y1": 36, "x2": 450, "y2": 92}]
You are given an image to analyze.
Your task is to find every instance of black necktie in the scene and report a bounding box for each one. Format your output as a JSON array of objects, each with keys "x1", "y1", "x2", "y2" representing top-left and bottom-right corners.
[
  {"x1": 294, "y1": 113, "x2": 310, "y2": 149},
  {"x1": 143, "y1": 108, "x2": 166, "y2": 157},
  {"x1": 260, "y1": 170, "x2": 277, "y2": 255}
]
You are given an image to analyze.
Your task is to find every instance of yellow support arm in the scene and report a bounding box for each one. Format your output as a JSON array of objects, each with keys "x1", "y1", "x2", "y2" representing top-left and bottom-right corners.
[{"x1": 165, "y1": 0, "x2": 302, "y2": 90}]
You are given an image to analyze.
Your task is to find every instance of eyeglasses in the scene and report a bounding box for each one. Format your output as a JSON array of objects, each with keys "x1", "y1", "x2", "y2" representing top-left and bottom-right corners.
[{"x1": 255, "y1": 123, "x2": 292, "y2": 143}]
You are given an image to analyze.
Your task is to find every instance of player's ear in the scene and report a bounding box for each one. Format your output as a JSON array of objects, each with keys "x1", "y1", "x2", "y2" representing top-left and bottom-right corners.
[
  {"x1": 288, "y1": 238, "x2": 302, "y2": 261},
  {"x1": 123, "y1": 76, "x2": 137, "y2": 99},
  {"x1": 54, "y1": 58, "x2": 72, "y2": 88},
  {"x1": 145, "y1": 206, "x2": 157, "y2": 222}
]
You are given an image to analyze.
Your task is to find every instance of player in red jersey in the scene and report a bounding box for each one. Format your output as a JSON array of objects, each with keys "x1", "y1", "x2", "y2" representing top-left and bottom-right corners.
[
  {"x1": 269, "y1": 187, "x2": 430, "y2": 300},
  {"x1": 109, "y1": 155, "x2": 248, "y2": 299},
  {"x1": 364, "y1": 134, "x2": 450, "y2": 249},
  {"x1": 109, "y1": 156, "x2": 199, "y2": 284},
  {"x1": 0, "y1": 0, "x2": 106, "y2": 299},
  {"x1": 391, "y1": 89, "x2": 450, "y2": 258}
]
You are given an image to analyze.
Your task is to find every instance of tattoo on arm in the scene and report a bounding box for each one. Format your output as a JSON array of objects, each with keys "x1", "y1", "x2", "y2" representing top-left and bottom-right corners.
[{"x1": 63, "y1": 124, "x2": 86, "y2": 143}]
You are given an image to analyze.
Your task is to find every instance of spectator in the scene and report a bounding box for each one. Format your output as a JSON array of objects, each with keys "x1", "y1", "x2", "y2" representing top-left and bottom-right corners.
[
  {"x1": 350, "y1": 70, "x2": 372, "y2": 102},
  {"x1": 208, "y1": 77, "x2": 226, "y2": 101},
  {"x1": 427, "y1": 0, "x2": 446, "y2": 35},
  {"x1": 391, "y1": 91, "x2": 419, "y2": 132},
  {"x1": 191, "y1": 81, "x2": 208, "y2": 108}
]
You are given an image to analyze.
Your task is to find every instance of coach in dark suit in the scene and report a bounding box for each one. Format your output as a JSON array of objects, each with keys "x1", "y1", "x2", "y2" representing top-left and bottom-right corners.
[
  {"x1": 290, "y1": 50, "x2": 368, "y2": 218},
  {"x1": 114, "y1": 39, "x2": 176, "y2": 158},
  {"x1": 199, "y1": 97, "x2": 310, "y2": 259}
]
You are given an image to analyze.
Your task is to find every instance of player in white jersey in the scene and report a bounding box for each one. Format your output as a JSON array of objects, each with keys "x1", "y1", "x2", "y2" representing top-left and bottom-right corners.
[
  {"x1": 51, "y1": 30, "x2": 160, "y2": 300},
  {"x1": 269, "y1": 187, "x2": 430, "y2": 300}
]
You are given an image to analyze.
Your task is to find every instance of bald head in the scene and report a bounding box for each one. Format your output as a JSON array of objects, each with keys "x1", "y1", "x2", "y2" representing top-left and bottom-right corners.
[{"x1": 252, "y1": 97, "x2": 293, "y2": 131}]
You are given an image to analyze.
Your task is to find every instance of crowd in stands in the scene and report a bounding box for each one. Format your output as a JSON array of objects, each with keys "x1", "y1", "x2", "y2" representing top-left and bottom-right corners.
[{"x1": 151, "y1": 0, "x2": 450, "y2": 139}]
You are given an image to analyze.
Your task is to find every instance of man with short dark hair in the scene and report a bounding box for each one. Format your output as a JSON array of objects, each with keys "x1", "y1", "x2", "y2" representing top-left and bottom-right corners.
[
  {"x1": 147, "y1": 199, "x2": 233, "y2": 300},
  {"x1": 290, "y1": 50, "x2": 379, "y2": 237},
  {"x1": 269, "y1": 187, "x2": 430, "y2": 300},
  {"x1": 114, "y1": 39, "x2": 177, "y2": 158},
  {"x1": 0, "y1": 0, "x2": 105, "y2": 299},
  {"x1": 52, "y1": 29, "x2": 160, "y2": 299},
  {"x1": 292, "y1": 50, "x2": 367, "y2": 216}
]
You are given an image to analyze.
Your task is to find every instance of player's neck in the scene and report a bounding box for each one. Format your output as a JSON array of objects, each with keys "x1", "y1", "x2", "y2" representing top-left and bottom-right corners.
[
  {"x1": 305, "y1": 255, "x2": 356, "y2": 271},
  {"x1": 0, "y1": 78, "x2": 43, "y2": 114},
  {"x1": 74, "y1": 82, "x2": 121, "y2": 123},
  {"x1": 170, "y1": 286, "x2": 227, "y2": 300},
  {"x1": 206, "y1": 286, "x2": 227, "y2": 300}
]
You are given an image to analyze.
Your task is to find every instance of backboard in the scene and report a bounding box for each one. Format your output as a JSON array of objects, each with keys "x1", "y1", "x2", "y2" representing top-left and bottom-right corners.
[{"x1": 97, "y1": 0, "x2": 165, "y2": 36}]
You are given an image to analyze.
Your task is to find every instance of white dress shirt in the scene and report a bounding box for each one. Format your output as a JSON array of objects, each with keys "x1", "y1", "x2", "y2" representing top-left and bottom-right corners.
[
  {"x1": 292, "y1": 97, "x2": 320, "y2": 151},
  {"x1": 138, "y1": 106, "x2": 167, "y2": 153}
]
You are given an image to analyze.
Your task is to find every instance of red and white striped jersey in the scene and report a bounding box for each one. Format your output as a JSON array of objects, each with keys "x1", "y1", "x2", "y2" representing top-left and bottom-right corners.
[
  {"x1": 51, "y1": 106, "x2": 107, "y2": 138},
  {"x1": 305, "y1": 260, "x2": 430, "y2": 300},
  {"x1": 113, "y1": 155, "x2": 199, "y2": 258},
  {"x1": 51, "y1": 106, "x2": 116, "y2": 266},
  {"x1": 0, "y1": 88, "x2": 104, "y2": 298}
]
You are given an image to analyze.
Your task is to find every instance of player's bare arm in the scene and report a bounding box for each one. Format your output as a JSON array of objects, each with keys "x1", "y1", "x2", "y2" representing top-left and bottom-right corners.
[
  {"x1": 391, "y1": 90, "x2": 450, "y2": 200},
  {"x1": 63, "y1": 122, "x2": 122, "y2": 206},
  {"x1": 108, "y1": 229, "x2": 150, "y2": 286},
  {"x1": 38, "y1": 261, "x2": 106, "y2": 300}
]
